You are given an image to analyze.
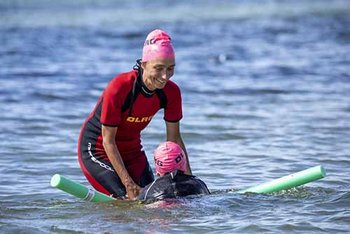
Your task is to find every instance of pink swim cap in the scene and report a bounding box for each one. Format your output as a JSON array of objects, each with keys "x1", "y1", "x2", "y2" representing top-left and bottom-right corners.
[
  {"x1": 154, "y1": 141, "x2": 187, "y2": 176},
  {"x1": 142, "y1": 29, "x2": 175, "y2": 62}
]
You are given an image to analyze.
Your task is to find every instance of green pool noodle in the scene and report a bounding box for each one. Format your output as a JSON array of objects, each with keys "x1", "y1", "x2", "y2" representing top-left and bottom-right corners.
[
  {"x1": 50, "y1": 174, "x2": 114, "y2": 202},
  {"x1": 237, "y1": 165, "x2": 326, "y2": 194},
  {"x1": 51, "y1": 165, "x2": 326, "y2": 202}
]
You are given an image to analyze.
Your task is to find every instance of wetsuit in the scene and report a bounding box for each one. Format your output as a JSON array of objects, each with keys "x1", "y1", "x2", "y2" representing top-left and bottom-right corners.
[
  {"x1": 138, "y1": 170, "x2": 210, "y2": 201},
  {"x1": 78, "y1": 68, "x2": 182, "y2": 197}
]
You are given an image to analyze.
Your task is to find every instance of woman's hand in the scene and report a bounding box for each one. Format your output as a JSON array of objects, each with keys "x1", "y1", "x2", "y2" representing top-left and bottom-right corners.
[{"x1": 125, "y1": 181, "x2": 141, "y2": 200}]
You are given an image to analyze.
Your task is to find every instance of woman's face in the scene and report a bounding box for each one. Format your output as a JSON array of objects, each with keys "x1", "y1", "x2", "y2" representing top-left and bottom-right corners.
[{"x1": 141, "y1": 58, "x2": 175, "y2": 91}]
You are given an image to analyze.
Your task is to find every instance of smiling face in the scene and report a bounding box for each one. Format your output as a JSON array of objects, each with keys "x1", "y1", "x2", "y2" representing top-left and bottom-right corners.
[{"x1": 141, "y1": 58, "x2": 175, "y2": 91}]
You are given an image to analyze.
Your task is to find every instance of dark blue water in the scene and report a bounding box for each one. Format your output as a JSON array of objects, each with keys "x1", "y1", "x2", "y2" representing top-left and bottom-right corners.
[{"x1": 1, "y1": 0, "x2": 350, "y2": 233}]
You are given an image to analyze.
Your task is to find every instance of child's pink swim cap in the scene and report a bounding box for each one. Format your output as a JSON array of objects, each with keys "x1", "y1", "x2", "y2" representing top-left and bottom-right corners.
[
  {"x1": 154, "y1": 141, "x2": 187, "y2": 176},
  {"x1": 142, "y1": 29, "x2": 175, "y2": 62}
]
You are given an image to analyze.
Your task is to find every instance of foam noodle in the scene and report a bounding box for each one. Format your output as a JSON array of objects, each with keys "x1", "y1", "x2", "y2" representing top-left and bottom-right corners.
[
  {"x1": 50, "y1": 165, "x2": 326, "y2": 202},
  {"x1": 50, "y1": 174, "x2": 114, "y2": 202},
  {"x1": 237, "y1": 165, "x2": 326, "y2": 194}
]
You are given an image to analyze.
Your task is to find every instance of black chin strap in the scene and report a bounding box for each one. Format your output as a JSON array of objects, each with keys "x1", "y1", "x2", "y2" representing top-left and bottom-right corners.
[
  {"x1": 127, "y1": 60, "x2": 143, "y2": 116},
  {"x1": 133, "y1": 59, "x2": 142, "y2": 72}
]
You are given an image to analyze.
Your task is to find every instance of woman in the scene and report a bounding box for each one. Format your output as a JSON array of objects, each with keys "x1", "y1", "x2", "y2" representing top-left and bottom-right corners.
[{"x1": 78, "y1": 29, "x2": 192, "y2": 200}]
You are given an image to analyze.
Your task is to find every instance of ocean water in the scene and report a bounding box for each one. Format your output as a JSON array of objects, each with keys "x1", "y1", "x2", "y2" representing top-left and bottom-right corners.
[{"x1": 1, "y1": 0, "x2": 350, "y2": 233}]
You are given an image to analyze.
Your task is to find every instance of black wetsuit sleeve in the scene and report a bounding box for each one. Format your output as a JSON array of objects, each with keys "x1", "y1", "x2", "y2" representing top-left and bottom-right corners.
[
  {"x1": 137, "y1": 176, "x2": 176, "y2": 201},
  {"x1": 173, "y1": 175, "x2": 210, "y2": 196},
  {"x1": 138, "y1": 172, "x2": 210, "y2": 201},
  {"x1": 193, "y1": 178, "x2": 210, "y2": 195},
  {"x1": 137, "y1": 183, "x2": 151, "y2": 201}
]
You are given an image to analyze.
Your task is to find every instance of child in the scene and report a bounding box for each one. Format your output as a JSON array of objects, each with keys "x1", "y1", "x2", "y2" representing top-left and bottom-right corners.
[{"x1": 138, "y1": 142, "x2": 210, "y2": 201}]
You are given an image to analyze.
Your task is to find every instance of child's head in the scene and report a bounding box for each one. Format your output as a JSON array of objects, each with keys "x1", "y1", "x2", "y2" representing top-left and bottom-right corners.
[{"x1": 154, "y1": 141, "x2": 187, "y2": 176}]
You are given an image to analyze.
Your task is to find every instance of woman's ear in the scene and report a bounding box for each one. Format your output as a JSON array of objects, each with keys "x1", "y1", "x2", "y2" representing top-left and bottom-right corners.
[{"x1": 141, "y1": 61, "x2": 147, "y2": 70}]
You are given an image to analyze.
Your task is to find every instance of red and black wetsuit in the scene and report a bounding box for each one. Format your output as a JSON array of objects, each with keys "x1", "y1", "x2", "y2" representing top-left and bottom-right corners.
[{"x1": 78, "y1": 69, "x2": 182, "y2": 197}]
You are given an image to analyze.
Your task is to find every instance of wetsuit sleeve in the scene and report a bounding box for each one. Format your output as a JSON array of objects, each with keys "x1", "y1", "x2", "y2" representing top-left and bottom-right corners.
[
  {"x1": 194, "y1": 178, "x2": 211, "y2": 195},
  {"x1": 137, "y1": 184, "x2": 150, "y2": 201},
  {"x1": 173, "y1": 175, "x2": 210, "y2": 196},
  {"x1": 164, "y1": 81, "x2": 183, "y2": 122},
  {"x1": 100, "y1": 78, "x2": 124, "y2": 127},
  {"x1": 138, "y1": 176, "x2": 175, "y2": 201}
]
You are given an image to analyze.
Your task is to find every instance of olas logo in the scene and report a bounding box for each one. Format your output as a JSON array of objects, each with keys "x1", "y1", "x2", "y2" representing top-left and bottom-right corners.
[{"x1": 126, "y1": 115, "x2": 154, "y2": 123}]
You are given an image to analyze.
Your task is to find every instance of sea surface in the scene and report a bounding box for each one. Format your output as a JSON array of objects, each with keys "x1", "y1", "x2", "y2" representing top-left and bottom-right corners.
[{"x1": 1, "y1": 0, "x2": 350, "y2": 233}]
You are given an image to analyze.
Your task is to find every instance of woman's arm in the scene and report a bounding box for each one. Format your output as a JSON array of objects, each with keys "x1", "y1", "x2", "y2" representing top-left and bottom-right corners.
[
  {"x1": 102, "y1": 125, "x2": 141, "y2": 199},
  {"x1": 165, "y1": 121, "x2": 192, "y2": 175}
]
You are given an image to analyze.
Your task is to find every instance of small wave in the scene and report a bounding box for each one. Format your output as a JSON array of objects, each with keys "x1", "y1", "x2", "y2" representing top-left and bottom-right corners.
[
  {"x1": 5, "y1": 70, "x2": 65, "y2": 78},
  {"x1": 0, "y1": 225, "x2": 44, "y2": 234},
  {"x1": 183, "y1": 87, "x2": 291, "y2": 96},
  {"x1": 30, "y1": 91, "x2": 68, "y2": 101},
  {"x1": 2, "y1": 0, "x2": 349, "y2": 28},
  {"x1": 214, "y1": 186, "x2": 332, "y2": 199},
  {"x1": 318, "y1": 190, "x2": 350, "y2": 208}
]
